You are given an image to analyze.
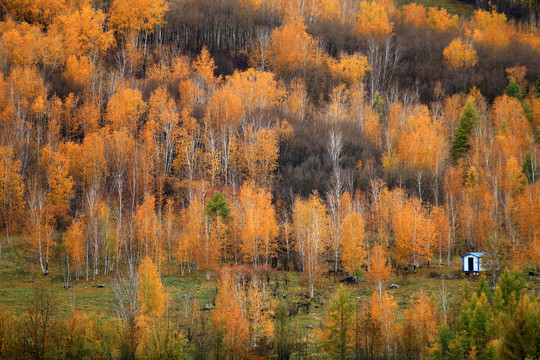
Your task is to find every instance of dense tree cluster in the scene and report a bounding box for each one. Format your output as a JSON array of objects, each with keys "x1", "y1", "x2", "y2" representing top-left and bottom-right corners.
[
  {"x1": 1, "y1": 268, "x2": 540, "y2": 359},
  {"x1": 0, "y1": 0, "x2": 539, "y2": 358}
]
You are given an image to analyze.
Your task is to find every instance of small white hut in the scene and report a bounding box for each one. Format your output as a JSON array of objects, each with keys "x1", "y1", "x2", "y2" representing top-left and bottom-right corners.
[{"x1": 461, "y1": 252, "x2": 485, "y2": 272}]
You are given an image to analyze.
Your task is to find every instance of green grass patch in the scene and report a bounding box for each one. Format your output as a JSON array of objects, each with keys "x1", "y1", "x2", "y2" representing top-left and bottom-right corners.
[{"x1": 397, "y1": 0, "x2": 476, "y2": 18}]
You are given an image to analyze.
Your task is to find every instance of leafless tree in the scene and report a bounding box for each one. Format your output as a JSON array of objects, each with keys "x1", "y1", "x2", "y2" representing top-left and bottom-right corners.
[
  {"x1": 113, "y1": 264, "x2": 140, "y2": 360},
  {"x1": 366, "y1": 38, "x2": 401, "y2": 101},
  {"x1": 327, "y1": 130, "x2": 344, "y2": 272},
  {"x1": 438, "y1": 280, "x2": 450, "y2": 326},
  {"x1": 16, "y1": 286, "x2": 57, "y2": 360}
]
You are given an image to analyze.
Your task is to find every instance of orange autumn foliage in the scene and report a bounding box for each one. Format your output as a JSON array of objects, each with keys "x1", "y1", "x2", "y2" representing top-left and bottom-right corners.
[
  {"x1": 1, "y1": 0, "x2": 68, "y2": 26},
  {"x1": 391, "y1": 104, "x2": 448, "y2": 176},
  {"x1": 213, "y1": 267, "x2": 273, "y2": 355},
  {"x1": 105, "y1": 88, "x2": 147, "y2": 135},
  {"x1": 183, "y1": 191, "x2": 222, "y2": 279},
  {"x1": 492, "y1": 95, "x2": 531, "y2": 160},
  {"x1": 242, "y1": 125, "x2": 280, "y2": 187},
  {"x1": 392, "y1": 195, "x2": 432, "y2": 265},
  {"x1": 293, "y1": 192, "x2": 329, "y2": 298},
  {"x1": 268, "y1": 17, "x2": 319, "y2": 76},
  {"x1": 238, "y1": 182, "x2": 278, "y2": 268},
  {"x1": 137, "y1": 256, "x2": 167, "y2": 327},
  {"x1": 514, "y1": 183, "x2": 540, "y2": 265},
  {"x1": 133, "y1": 194, "x2": 161, "y2": 262},
  {"x1": 0, "y1": 145, "x2": 25, "y2": 241},
  {"x1": 402, "y1": 3, "x2": 428, "y2": 28},
  {"x1": 147, "y1": 86, "x2": 180, "y2": 177},
  {"x1": 431, "y1": 206, "x2": 451, "y2": 265},
  {"x1": 471, "y1": 9, "x2": 513, "y2": 49},
  {"x1": 427, "y1": 7, "x2": 459, "y2": 32},
  {"x1": 370, "y1": 291, "x2": 398, "y2": 351},
  {"x1": 194, "y1": 46, "x2": 218, "y2": 88},
  {"x1": 328, "y1": 53, "x2": 370, "y2": 87},
  {"x1": 404, "y1": 290, "x2": 438, "y2": 354},
  {"x1": 39, "y1": 145, "x2": 74, "y2": 221},
  {"x1": 341, "y1": 212, "x2": 366, "y2": 273},
  {"x1": 64, "y1": 55, "x2": 93, "y2": 89},
  {"x1": 66, "y1": 218, "x2": 85, "y2": 279},
  {"x1": 355, "y1": 1, "x2": 393, "y2": 39},
  {"x1": 109, "y1": 0, "x2": 169, "y2": 36},
  {"x1": 443, "y1": 38, "x2": 478, "y2": 69},
  {"x1": 1, "y1": 21, "x2": 42, "y2": 66},
  {"x1": 53, "y1": 5, "x2": 114, "y2": 58},
  {"x1": 368, "y1": 244, "x2": 391, "y2": 294},
  {"x1": 213, "y1": 268, "x2": 250, "y2": 357}
]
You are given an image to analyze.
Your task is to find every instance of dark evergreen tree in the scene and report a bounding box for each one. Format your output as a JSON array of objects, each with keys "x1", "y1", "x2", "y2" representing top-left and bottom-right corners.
[
  {"x1": 476, "y1": 274, "x2": 494, "y2": 301},
  {"x1": 522, "y1": 152, "x2": 537, "y2": 184},
  {"x1": 205, "y1": 191, "x2": 231, "y2": 220},
  {"x1": 505, "y1": 80, "x2": 524, "y2": 101},
  {"x1": 321, "y1": 285, "x2": 354, "y2": 359},
  {"x1": 497, "y1": 269, "x2": 525, "y2": 310},
  {"x1": 433, "y1": 325, "x2": 453, "y2": 360},
  {"x1": 496, "y1": 295, "x2": 539, "y2": 360},
  {"x1": 453, "y1": 293, "x2": 493, "y2": 358},
  {"x1": 372, "y1": 91, "x2": 385, "y2": 117},
  {"x1": 452, "y1": 101, "x2": 479, "y2": 161}
]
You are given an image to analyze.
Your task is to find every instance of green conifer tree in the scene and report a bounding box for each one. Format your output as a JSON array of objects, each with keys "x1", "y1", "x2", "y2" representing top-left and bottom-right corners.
[
  {"x1": 522, "y1": 152, "x2": 537, "y2": 184},
  {"x1": 496, "y1": 295, "x2": 538, "y2": 360},
  {"x1": 205, "y1": 191, "x2": 231, "y2": 220},
  {"x1": 498, "y1": 269, "x2": 525, "y2": 310},
  {"x1": 321, "y1": 285, "x2": 354, "y2": 359},
  {"x1": 372, "y1": 92, "x2": 384, "y2": 117},
  {"x1": 452, "y1": 101, "x2": 479, "y2": 161},
  {"x1": 505, "y1": 80, "x2": 523, "y2": 101}
]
